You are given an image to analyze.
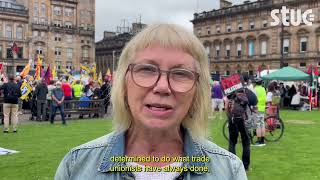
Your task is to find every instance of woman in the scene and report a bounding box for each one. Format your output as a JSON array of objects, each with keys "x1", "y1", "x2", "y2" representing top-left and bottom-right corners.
[{"x1": 55, "y1": 24, "x2": 247, "y2": 179}]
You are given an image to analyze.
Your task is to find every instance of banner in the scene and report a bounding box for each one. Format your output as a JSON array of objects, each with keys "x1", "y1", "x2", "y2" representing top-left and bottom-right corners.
[
  {"x1": 20, "y1": 81, "x2": 33, "y2": 100},
  {"x1": 220, "y1": 74, "x2": 244, "y2": 95}
]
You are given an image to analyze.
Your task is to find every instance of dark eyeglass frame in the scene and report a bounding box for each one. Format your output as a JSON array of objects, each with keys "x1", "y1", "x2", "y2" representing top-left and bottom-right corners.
[{"x1": 126, "y1": 63, "x2": 200, "y2": 93}]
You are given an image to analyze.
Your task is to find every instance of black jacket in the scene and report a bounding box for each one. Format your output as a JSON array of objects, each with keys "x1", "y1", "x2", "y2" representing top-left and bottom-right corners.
[
  {"x1": 0, "y1": 82, "x2": 22, "y2": 104},
  {"x1": 34, "y1": 82, "x2": 48, "y2": 100}
]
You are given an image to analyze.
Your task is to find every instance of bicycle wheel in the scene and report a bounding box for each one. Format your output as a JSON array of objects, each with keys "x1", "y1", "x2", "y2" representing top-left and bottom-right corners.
[
  {"x1": 264, "y1": 116, "x2": 284, "y2": 142},
  {"x1": 222, "y1": 120, "x2": 229, "y2": 141}
]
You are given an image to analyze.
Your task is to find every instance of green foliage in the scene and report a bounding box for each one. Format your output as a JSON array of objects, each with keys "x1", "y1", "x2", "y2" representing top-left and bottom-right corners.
[{"x1": 0, "y1": 110, "x2": 320, "y2": 180}]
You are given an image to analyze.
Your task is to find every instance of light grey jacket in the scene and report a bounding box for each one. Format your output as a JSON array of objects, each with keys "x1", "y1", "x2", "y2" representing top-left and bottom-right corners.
[{"x1": 55, "y1": 128, "x2": 247, "y2": 180}]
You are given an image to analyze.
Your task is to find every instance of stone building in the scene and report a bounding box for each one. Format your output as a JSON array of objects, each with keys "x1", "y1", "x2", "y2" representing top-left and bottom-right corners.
[
  {"x1": 29, "y1": 0, "x2": 95, "y2": 73},
  {"x1": 0, "y1": 0, "x2": 95, "y2": 75},
  {"x1": 0, "y1": 0, "x2": 29, "y2": 75},
  {"x1": 95, "y1": 23, "x2": 146, "y2": 75},
  {"x1": 192, "y1": 0, "x2": 320, "y2": 77}
]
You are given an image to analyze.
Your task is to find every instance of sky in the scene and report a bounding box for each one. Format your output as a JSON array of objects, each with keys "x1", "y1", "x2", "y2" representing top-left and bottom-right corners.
[{"x1": 95, "y1": 0, "x2": 246, "y2": 42}]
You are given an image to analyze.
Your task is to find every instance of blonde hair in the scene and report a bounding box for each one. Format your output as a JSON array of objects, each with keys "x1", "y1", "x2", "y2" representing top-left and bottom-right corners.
[{"x1": 111, "y1": 23, "x2": 211, "y2": 138}]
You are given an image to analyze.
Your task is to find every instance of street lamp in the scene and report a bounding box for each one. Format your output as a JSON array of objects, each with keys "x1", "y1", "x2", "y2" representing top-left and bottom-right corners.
[{"x1": 112, "y1": 50, "x2": 115, "y2": 76}]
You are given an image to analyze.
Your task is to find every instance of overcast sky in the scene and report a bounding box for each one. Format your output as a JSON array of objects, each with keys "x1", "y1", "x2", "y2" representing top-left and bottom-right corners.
[{"x1": 95, "y1": 0, "x2": 247, "y2": 42}]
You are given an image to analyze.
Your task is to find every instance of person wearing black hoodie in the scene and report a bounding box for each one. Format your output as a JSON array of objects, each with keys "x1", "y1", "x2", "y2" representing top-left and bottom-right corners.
[{"x1": 0, "y1": 75, "x2": 22, "y2": 133}]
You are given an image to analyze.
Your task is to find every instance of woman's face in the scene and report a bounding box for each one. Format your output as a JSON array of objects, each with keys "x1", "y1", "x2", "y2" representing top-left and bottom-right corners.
[{"x1": 126, "y1": 43, "x2": 197, "y2": 131}]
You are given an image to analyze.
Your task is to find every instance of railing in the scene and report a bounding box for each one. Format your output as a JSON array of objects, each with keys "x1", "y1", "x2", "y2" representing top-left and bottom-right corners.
[
  {"x1": 0, "y1": 98, "x2": 106, "y2": 123},
  {"x1": 79, "y1": 29, "x2": 95, "y2": 36},
  {"x1": 0, "y1": 7, "x2": 28, "y2": 16}
]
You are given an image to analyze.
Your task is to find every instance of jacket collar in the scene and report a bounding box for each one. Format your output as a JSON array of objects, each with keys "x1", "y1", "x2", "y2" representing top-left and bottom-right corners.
[{"x1": 98, "y1": 127, "x2": 207, "y2": 175}]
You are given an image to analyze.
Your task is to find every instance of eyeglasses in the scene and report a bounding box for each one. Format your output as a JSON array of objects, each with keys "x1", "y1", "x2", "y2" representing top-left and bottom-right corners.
[{"x1": 127, "y1": 63, "x2": 199, "y2": 93}]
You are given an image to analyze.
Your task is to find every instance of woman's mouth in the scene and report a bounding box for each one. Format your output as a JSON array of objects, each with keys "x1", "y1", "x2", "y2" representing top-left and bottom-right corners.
[{"x1": 144, "y1": 103, "x2": 174, "y2": 117}]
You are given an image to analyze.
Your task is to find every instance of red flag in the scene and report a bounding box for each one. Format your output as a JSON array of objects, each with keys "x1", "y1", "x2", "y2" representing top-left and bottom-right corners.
[
  {"x1": 307, "y1": 65, "x2": 312, "y2": 74},
  {"x1": 0, "y1": 63, "x2": 3, "y2": 72},
  {"x1": 44, "y1": 65, "x2": 53, "y2": 85},
  {"x1": 314, "y1": 67, "x2": 319, "y2": 76},
  {"x1": 11, "y1": 41, "x2": 19, "y2": 54}
]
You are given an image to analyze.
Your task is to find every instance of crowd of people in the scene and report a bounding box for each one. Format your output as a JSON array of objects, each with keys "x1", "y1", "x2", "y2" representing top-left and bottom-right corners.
[{"x1": 0, "y1": 74, "x2": 111, "y2": 132}]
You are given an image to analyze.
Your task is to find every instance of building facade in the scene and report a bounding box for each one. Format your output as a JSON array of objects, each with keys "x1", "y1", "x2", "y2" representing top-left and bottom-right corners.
[
  {"x1": 192, "y1": 0, "x2": 320, "y2": 76},
  {"x1": 0, "y1": 0, "x2": 95, "y2": 75},
  {"x1": 95, "y1": 23, "x2": 146, "y2": 75},
  {"x1": 0, "y1": 0, "x2": 29, "y2": 75}
]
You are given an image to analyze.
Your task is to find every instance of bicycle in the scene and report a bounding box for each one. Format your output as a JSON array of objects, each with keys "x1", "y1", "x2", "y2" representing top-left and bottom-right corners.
[{"x1": 222, "y1": 108, "x2": 285, "y2": 144}]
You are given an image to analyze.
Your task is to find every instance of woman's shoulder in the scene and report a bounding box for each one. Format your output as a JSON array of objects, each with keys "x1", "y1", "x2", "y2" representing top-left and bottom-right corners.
[
  {"x1": 71, "y1": 131, "x2": 119, "y2": 152},
  {"x1": 197, "y1": 138, "x2": 240, "y2": 161}
]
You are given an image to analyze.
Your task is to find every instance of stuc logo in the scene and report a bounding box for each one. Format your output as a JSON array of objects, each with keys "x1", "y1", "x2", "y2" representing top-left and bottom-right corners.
[{"x1": 270, "y1": 6, "x2": 315, "y2": 26}]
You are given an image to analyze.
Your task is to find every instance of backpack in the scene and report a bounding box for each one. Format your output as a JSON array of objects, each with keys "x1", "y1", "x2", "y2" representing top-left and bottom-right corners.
[
  {"x1": 228, "y1": 92, "x2": 249, "y2": 120},
  {"x1": 5, "y1": 84, "x2": 20, "y2": 102}
]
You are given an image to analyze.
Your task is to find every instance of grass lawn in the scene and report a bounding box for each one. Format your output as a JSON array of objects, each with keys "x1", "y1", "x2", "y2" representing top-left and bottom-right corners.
[{"x1": 0, "y1": 110, "x2": 320, "y2": 180}]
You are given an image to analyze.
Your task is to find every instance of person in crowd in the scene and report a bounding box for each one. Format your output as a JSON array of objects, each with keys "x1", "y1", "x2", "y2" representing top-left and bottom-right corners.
[
  {"x1": 92, "y1": 81, "x2": 102, "y2": 118},
  {"x1": 253, "y1": 78, "x2": 267, "y2": 146},
  {"x1": 55, "y1": 24, "x2": 247, "y2": 179},
  {"x1": 211, "y1": 81, "x2": 224, "y2": 119},
  {"x1": 61, "y1": 79, "x2": 72, "y2": 117},
  {"x1": 279, "y1": 83, "x2": 286, "y2": 108},
  {"x1": 83, "y1": 80, "x2": 94, "y2": 98},
  {"x1": 34, "y1": 79, "x2": 48, "y2": 121},
  {"x1": 226, "y1": 87, "x2": 257, "y2": 172},
  {"x1": 100, "y1": 79, "x2": 111, "y2": 114},
  {"x1": 291, "y1": 90, "x2": 308, "y2": 110},
  {"x1": 0, "y1": 75, "x2": 22, "y2": 133},
  {"x1": 78, "y1": 92, "x2": 90, "y2": 119},
  {"x1": 46, "y1": 80, "x2": 56, "y2": 120},
  {"x1": 288, "y1": 85, "x2": 297, "y2": 107},
  {"x1": 72, "y1": 80, "x2": 82, "y2": 100},
  {"x1": 50, "y1": 81, "x2": 66, "y2": 125}
]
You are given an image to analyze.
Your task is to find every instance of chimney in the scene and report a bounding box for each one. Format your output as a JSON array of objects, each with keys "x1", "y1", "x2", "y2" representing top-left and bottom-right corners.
[{"x1": 220, "y1": 0, "x2": 232, "y2": 9}]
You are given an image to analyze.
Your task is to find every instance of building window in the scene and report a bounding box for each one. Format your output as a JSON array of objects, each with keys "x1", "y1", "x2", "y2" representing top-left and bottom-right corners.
[
  {"x1": 227, "y1": 25, "x2": 231, "y2": 32},
  {"x1": 237, "y1": 43, "x2": 242, "y2": 57},
  {"x1": 54, "y1": 20, "x2": 62, "y2": 27},
  {"x1": 225, "y1": 44, "x2": 231, "y2": 58},
  {"x1": 66, "y1": 35, "x2": 73, "y2": 43},
  {"x1": 40, "y1": 31, "x2": 46, "y2": 37},
  {"x1": 283, "y1": 39, "x2": 289, "y2": 54},
  {"x1": 17, "y1": 47, "x2": 23, "y2": 58},
  {"x1": 67, "y1": 48, "x2": 73, "y2": 59},
  {"x1": 33, "y1": 17, "x2": 39, "y2": 24},
  {"x1": 66, "y1": 61, "x2": 72, "y2": 70},
  {"x1": 300, "y1": 37, "x2": 307, "y2": 52},
  {"x1": 82, "y1": 48, "x2": 89, "y2": 58},
  {"x1": 16, "y1": 27, "x2": 23, "y2": 40},
  {"x1": 318, "y1": 62, "x2": 320, "y2": 67},
  {"x1": 56, "y1": 60, "x2": 61, "y2": 70},
  {"x1": 7, "y1": 48, "x2": 13, "y2": 58},
  {"x1": 249, "y1": 21, "x2": 255, "y2": 30},
  {"x1": 207, "y1": 27, "x2": 211, "y2": 35},
  {"x1": 6, "y1": 25, "x2": 12, "y2": 38},
  {"x1": 262, "y1": 20, "x2": 268, "y2": 28},
  {"x1": 299, "y1": 62, "x2": 306, "y2": 67},
  {"x1": 216, "y1": 26, "x2": 220, "y2": 33},
  {"x1": 55, "y1": 47, "x2": 61, "y2": 56},
  {"x1": 260, "y1": 40, "x2": 267, "y2": 55},
  {"x1": 41, "y1": 3, "x2": 46, "y2": 16},
  {"x1": 248, "y1": 40, "x2": 255, "y2": 57},
  {"x1": 36, "y1": 48, "x2": 43, "y2": 55},
  {"x1": 54, "y1": 34, "x2": 61, "y2": 41},
  {"x1": 238, "y1": 23, "x2": 242, "y2": 31},
  {"x1": 216, "y1": 45, "x2": 220, "y2": 58},
  {"x1": 53, "y1": 6, "x2": 61, "y2": 16},
  {"x1": 249, "y1": 70, "x2": 254, "y2": 76},
  {"x1": 226, "y1": 71, "x2": 230, "y2": 76},
  {"x1": 40, "y1": 18, "x2": 46, "y2": 25},
  {"x1": 65, "y1": 21, "x2": 72, "y2": 29},
  {"x1": 0, "y1": 46, "x2": 2, "y2": 58},
  {"x1": 65, "y1": 8, "x2": 74, "y2": 17},
  {"x1": 34, "y1": 3, "x2": 39, "y2": 16},
  {"x1": 33, "y1": 31, "x2": 38, "y2": 37}
]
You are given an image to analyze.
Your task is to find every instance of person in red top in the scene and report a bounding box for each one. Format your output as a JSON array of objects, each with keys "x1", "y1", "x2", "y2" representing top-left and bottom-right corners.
[
  {"x1": 61, "y1": 79, "x2": 72, "y2": 98},
  {"x1": 61, "y1": 79, "x2": 72, "y2": 117}
]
